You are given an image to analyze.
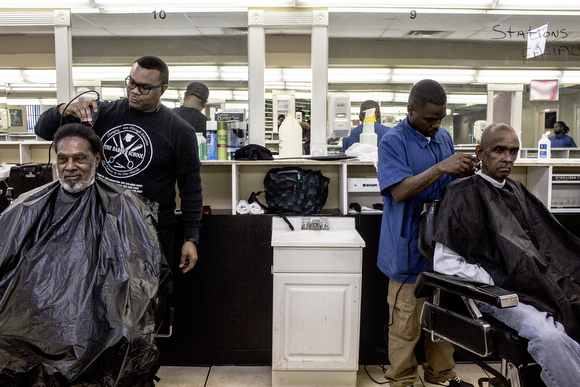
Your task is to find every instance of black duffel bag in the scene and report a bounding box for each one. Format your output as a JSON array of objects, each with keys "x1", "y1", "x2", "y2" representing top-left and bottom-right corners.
[{"x1": 250, "y1": 167, "x2": 330, "y2": 215}]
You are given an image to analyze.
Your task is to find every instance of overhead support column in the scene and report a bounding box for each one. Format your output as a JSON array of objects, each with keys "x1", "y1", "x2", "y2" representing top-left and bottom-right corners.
[
  {"x1": 310, "y1": 10, "x2": 328, "y2": 156},
  {"x1": 248, "y1": 10, "x2": 266, "y2": 146},
  {"x1": 54, "y1": 10, "x2": 73, "y2": 105}
]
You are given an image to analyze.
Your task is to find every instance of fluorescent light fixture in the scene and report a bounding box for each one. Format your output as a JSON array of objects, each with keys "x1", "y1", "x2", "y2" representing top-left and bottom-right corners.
[
  {"x1": 101, "y1": 88, "x2": 126, "y2": 100},
  {"x1": 170, "y1": 66, "x2": 220, "y2": 81},
  {"x1": 391, "y1": 69, "x2": 476, "y2": 84},
  {"x1": 265, "y1": 82, "x2": 286, "y2": 89},
  {"x1": 298, "y1": 1, "x2": 495, "y2": 8},
  {"x1": 92, "y1": 0, "x2": 293, "y2": 9},
  {"x1": 160, "y1": 90, "x2": 179, "y2": 100},
  {"x1": 10, "y1": 0, "x2": 89, "y2": 7},
  {"x1": 220, "y1": 67, "x2": 248, "y2": 81},
  {"x1": 161, "y1": 101, "x2": 179, "y2": 109},
  {"x1": 329, "y1": 7, "x2": 486, "y2": 14},
  {"x1": 486, "y1": 10, "x2": 580, "y2": 15},
  {"x1": 394, "y1": 93, "x2": 410, "y2": 103},
  {"x1": 224, "y1": 103, "x2": 249, "y2": 110},
  {"x1": 7, "y1": 84, "x2": 57, "y2": 92},
  {"x1": 265, "y1": 69, "x2": 283, "y2": 82},
  {"x1": 476, "y1": 70, "x2": 562, "y2": 84},
  {"x1": 490, "y1": 0, "x2": 580, "y2": 10},
  {"x1": 447, "y1": 94, "x2": 488, "y2": 104},
  {"x1": 208, "y1": 90, "x2": 234, "y2": 100},
  {"x1": 560, "y1": 71, "x2": 580, "y2": 84},
  {"x1": 73, "y1": 67, "x2": 130, "y2": 81},
  {"x1": 347, "y1": 92, "x2": 394, "y2": 102},
  {"x1": 381, "y1": 106, "x2": 409, "y2": 114},
  {"x1": 0, "y1": 70, "x2": 25, "y2": 83},
  {"x1": 294, "y1": 92, "x2": 312, "y2": 99},
  {"x1": 329, "y1": 68, "x2": 391, "y2": 83},
  {"x1": 232, "y1": 91, "x2": 249, "y2": 100},
  {"x1": 282, "y1": 69, "x2": 311, "y2": 82},
  {"x1": 285, "y1": 82, "x2": 311, "y2": 90}
]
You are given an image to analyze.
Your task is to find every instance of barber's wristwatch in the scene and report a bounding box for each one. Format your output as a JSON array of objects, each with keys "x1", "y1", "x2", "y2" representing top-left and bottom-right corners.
[{"x1": 184, "y1": 238, "x2": 199, "y2": 245}]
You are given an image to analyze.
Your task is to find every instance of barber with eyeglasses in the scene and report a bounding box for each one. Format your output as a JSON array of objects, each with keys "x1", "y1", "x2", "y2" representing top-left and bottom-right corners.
[{"x1": 35, "y1": 56, "x2": 202, "y2": 275}]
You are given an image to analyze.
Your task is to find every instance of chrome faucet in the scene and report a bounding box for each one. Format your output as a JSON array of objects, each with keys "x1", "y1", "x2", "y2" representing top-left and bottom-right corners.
[{"x1": 301, "y1": 216, "x2": 329, "y2": 230}]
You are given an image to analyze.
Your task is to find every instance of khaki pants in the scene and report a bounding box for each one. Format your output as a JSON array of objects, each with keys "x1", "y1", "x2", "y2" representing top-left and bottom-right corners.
[{"x1": 384, "y1": 280, "x2": 456, "y2": 387}]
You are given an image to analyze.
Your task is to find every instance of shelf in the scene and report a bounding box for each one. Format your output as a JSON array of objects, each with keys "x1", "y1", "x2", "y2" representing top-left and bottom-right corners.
[{"x1": 199, "y1": 159, "x2": 376, "y2": 215}]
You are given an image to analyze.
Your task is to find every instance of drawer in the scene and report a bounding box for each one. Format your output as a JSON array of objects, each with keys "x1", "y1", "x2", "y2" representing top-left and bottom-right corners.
[{"x1": 273, "y1": 247, "x2": 362, "y2": 273}]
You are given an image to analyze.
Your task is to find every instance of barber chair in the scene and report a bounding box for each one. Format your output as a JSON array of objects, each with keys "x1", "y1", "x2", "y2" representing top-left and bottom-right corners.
[
  {"x1": 154, "y1": 267, "x2": 174, "y2": 338},
  {"x1": 0, "y1": 163, "x2": 54, "y2": 213},
  {"x1": 412, "y1": 201, "x2": 544, "y2": 387}
]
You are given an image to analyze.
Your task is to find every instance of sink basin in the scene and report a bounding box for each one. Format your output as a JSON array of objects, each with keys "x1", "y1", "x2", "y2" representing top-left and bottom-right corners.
[{"x1": 271, "y1": 216, "x2": 365, "y2": 247}]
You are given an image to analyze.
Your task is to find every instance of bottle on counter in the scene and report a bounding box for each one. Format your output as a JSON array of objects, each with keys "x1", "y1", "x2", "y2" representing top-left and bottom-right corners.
[
  {"x1": 217, "y1": 121, "x2": 228, "y2": 160},
  {"x1": 196, "y1": 132, "x2": 207, "y2": 160},
  {"x1": 539, "y1": 131, "x2": 551, "y2": 159},
  {"x1": 278, "y1": 114, "x2": 302, "y2": 158},
  {"x1": 206, "y1": 121, "x2": 218, "y2": 160}
]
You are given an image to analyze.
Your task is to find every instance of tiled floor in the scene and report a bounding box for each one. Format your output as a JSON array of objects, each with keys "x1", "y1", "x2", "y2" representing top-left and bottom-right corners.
[{"x1": 156, "y1": 363, "x2": 501, "y2": 387}]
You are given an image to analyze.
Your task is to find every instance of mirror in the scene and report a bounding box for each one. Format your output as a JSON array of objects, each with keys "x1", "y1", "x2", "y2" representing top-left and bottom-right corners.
[{"x1": 2, "y1": 8, "x2": 580, "y2": 150}]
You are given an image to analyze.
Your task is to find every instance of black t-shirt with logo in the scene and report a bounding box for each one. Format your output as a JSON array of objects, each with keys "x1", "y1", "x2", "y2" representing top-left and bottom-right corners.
[{"x1": 35, "y1": 99, "x2": 202, "y2": 242}]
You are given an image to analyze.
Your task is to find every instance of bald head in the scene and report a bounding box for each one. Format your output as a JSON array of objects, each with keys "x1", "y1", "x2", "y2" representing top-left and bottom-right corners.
[{"x1": 476, "y1": 123, "x2": 519, "y2": 182}]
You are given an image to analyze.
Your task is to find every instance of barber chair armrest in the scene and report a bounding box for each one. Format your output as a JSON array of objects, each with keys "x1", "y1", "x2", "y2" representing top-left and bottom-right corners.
[{"x1": 413, "y1": 271, "x2": 519, "y2": 308}]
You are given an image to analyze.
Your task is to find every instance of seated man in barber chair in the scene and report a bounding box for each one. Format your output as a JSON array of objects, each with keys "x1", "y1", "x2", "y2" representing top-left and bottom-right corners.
[
  {"x1": 0, "y1": 123, "x2": 164, "y2": 386},
  {"x1": 432, "y1": 123, "x2": 580, "y2": 387}
]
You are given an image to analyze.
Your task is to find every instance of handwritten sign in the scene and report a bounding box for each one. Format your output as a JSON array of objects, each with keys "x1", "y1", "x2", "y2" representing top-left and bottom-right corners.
[{"x1": 527, "y1": 24, "x2": 548, "y2": 59}]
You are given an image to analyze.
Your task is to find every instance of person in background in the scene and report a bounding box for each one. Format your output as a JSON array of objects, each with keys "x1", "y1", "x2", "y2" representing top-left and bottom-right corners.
[
  {"x1": 342, "y1": 100, "x2": 391, "y2": 152},
  {"x1": 377, "y1": 79, "x2": 477, "y2": 387},
  {"x1": 35, "y1": 55, "x2": 201, "y2": 274},
  {"x1": 173, "y1": 81, "x2": 210, "y2": 137},
  {"x1": 550, "y1": 120, "x2": 577, "y2": 148},
  {"x1": 300, "y1": 121, "x2": 311, "y2": 155},
  {"x1": 433, "y1": 123, "x2": 580, "y2": 387},
  {"x1": 277, "y1": 113, "x2": 286, "y2": 129}
]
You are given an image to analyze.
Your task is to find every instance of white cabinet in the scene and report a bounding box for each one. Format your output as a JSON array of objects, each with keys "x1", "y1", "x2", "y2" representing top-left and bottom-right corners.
[
  {"x1": 271, "y1": 217, "x2": 365, "y2": 387},
  {"x1": 272, "y1": 272, "x2": 361, "y2": 370}
]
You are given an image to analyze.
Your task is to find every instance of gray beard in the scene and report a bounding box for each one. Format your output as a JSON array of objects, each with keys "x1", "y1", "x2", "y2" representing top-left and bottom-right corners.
[{"x1": 60, "y1": 165, "x2": 96, "y2": 194}]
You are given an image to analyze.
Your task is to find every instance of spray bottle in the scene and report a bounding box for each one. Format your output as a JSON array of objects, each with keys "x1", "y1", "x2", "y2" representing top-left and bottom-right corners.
[
  {"x1": 359, "y1": 107, "x2": 377, "y2": 146},
  {"x1": 538, "y1": 131, "x2": 551, "y2": 159}
]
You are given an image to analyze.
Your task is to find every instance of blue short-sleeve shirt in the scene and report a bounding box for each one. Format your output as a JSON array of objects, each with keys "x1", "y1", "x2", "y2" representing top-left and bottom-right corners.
[
  {"x1": 549, "y1": 134, "x2": 577, "y2": 148},
  {"x1": 377, "y1": 117, "x2": 455, "y2": 283}
]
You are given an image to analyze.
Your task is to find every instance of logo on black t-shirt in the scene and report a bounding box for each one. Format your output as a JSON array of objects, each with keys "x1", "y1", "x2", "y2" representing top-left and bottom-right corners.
[{"x1": 101, "y1": 124, "x2": 153, "y2": 178}]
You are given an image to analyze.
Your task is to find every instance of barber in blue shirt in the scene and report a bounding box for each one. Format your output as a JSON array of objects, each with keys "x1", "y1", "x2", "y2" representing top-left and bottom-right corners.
[
  {"x1": 377, "y1": 80, "x2": 477, "y2": 387},
  {"x1": 342, "y1": 100, "x2": 391, "y2": 152},
  {"x1": 550, "y1": 121, "x2": 577, "y2": 148}
]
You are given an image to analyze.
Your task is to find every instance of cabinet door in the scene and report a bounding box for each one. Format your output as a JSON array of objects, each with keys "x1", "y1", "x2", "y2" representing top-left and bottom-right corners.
[{"x1": 272, "y1": 273, "x2": 361, "y2": 371}]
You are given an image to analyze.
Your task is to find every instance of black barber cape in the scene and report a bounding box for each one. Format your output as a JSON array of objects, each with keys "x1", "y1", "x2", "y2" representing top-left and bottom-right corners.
[
  {"x1": 434, "y1": 175, "x2": 580, "y2": 343},
  {"x1": 0, "y1": 178, "x2": 163, "y2": 386}
]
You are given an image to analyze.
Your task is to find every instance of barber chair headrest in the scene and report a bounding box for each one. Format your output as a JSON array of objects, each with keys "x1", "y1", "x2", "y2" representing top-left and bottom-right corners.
[{"x1": 17, "y1": 163, "x2": 43, "y2": 178}]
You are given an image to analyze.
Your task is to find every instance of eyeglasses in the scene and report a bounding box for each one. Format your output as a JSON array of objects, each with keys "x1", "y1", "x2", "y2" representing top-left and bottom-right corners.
[{"x1": 125, "y1": 76, "x2": 164, "y2": 95}]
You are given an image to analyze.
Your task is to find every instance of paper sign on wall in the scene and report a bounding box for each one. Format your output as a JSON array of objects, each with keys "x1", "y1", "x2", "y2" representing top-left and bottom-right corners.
[
  {"x1": 527, "y1": 23, "x2": 548, "y2": 59},
  {"x1": 530, "y1": 79, "x2": 559, "y2": 101}
]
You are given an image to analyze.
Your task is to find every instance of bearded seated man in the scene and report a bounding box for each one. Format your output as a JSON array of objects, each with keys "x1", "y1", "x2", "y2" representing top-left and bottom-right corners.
[
  {"x1": 0, "y1": 123, "x2": 163, "y2": 386},
  {"x1": 431, "y1": 123, "x2": 580, "y2": 387}
]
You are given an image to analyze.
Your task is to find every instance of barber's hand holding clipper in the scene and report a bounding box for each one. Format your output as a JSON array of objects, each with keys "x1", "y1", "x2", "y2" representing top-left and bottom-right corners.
[
  {"x1": 390, "y1": 152, "x2": 479, "y2": 202},
  {"x1": 445, "y1": 152, "x2": 479, "y2": 178},
  {"x1": 58, "y1": 100, "x2": 99, "y2": 123}
]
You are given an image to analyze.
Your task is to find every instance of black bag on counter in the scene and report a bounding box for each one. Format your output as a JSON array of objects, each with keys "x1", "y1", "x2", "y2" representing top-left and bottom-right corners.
[
  {"x1": 255, "y1": 167, "x2": 329, "y2": 214},
  {"x1": 234, "y1": 144, "x2": 274, "y2": 160}
]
